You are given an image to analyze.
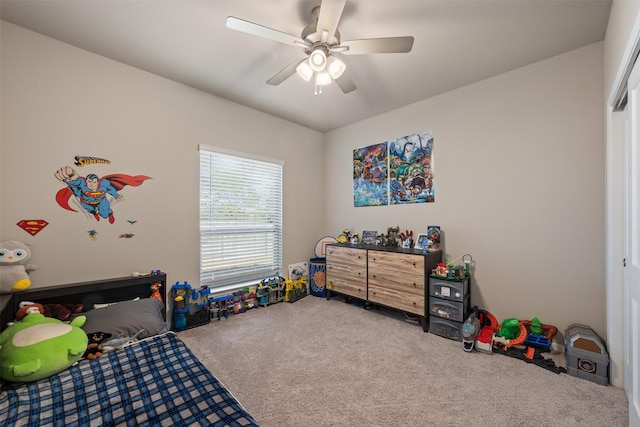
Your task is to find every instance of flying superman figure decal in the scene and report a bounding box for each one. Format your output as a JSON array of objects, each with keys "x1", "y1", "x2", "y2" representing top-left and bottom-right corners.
[{"x1": 55, "y1": 166, "x2": 151, "y2": 224}]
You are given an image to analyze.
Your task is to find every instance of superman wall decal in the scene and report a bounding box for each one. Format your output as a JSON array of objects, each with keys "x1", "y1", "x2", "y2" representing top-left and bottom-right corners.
[{"x1": 54, "y1": 165, "x2": 151, "y2": 224}]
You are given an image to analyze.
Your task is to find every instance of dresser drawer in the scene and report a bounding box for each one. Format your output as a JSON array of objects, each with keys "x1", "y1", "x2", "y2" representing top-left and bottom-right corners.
[
  {"x1": 428, "y1": 298, "x2": 468, "y2": 322},
  {"x1": 368, "y1": 270, "x2": 423, "y2": 296},
  {"x1": 368, "y1": 284, "x2": 424, "y2": 315},
  {"x1": 326, "y1": 260, "x2": 366, "y2": 284},
  {"x1": 368, "y1": 251, "x2": 424, "y2": 274},
  {"x1": 429, "y1": 277, "x2": 469, "y2": 302},
  {"x1": 327, "y1": 276, "x2": 367, "y2": 299},
  {"x1": 326, "y1": 246, "x2": 366, "y2": 267}
]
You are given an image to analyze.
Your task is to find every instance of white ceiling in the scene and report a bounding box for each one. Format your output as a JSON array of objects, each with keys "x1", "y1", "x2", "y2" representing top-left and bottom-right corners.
[{"x1": 1, "y1": 0, "x2": 611, "y2": 133}]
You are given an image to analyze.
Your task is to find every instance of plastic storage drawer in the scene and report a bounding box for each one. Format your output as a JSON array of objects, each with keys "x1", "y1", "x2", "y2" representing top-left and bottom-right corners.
[
  {"x1": 429, "y1": 277, "x2": 468, "y2": 302},
  {"x1": 429, "y1": 298, "x2": 467, "y2": 322},
  {"x1": 429, "y1": 316, "x2": 462, "y2": 341}
]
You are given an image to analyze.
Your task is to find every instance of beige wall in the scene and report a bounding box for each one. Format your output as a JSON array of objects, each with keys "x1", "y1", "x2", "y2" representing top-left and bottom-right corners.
[
  {"x1": 324, "y1": 43, "x2": 605, "y2": 340},
  {"x1": 1, "y1": 21, "x2": 608, "y2": 344},
  {"x1": 0, "y1": 22, "x2": 325, "y2": 289}
]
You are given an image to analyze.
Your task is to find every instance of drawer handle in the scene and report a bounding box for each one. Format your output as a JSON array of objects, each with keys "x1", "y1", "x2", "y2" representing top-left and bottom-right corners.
[
  {"x1": 412, "y1": 262, "x2": 416, "y2": 266},
  {"x1": 412, "y1": 301, "x2": 417, "y2": 306},
  {"x1": 413, "y1": 283, "x2": 417, "y2": 287}
]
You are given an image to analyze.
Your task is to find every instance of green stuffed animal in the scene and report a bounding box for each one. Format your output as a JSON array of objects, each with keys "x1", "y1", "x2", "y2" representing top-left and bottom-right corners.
[
  {"x1": 0, "y1": 309, "x2": 88, "y2": 382},
  {"x1": 0, "y1": 241, "x2": 38, "y2": 293}
]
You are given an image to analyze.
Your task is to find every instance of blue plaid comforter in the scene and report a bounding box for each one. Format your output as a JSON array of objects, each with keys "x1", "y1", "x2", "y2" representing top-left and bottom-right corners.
[{"x1": 0, "y1": 332, "x2": 258, "y2": 427}]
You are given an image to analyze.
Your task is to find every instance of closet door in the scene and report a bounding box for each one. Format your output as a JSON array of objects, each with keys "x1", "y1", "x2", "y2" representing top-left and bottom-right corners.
[{"x1": 624, "y1": 58, "x2": 640, "y2": 427}]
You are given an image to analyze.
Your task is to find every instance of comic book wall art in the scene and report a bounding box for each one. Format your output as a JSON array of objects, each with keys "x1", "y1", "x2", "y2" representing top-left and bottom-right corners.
[
  {"x1": 389, "y1": 131, "x2": 434, "y2": 204},
  {"x1": 353, "y1": 142, "x2": 388, "y2": 207}
]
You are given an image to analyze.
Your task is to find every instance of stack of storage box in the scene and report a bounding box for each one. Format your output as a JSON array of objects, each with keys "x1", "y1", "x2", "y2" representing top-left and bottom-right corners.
[{"x1": 428, "y1": 276, "x2": 470, "y2": 341}]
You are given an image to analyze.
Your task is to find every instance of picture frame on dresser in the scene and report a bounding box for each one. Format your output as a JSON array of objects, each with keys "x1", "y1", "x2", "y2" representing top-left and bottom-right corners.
[
  {"x1": 415, "y1": 233, "x2": 429, "y2": 249},
  {"x1": 361, "y1": 230, "x2": 377, "y2": 245}
]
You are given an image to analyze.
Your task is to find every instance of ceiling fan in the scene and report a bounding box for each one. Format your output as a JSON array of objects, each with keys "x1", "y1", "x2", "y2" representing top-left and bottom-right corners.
[{"x1": 226, "y1": 0, "x2": 414, "y2": 95}]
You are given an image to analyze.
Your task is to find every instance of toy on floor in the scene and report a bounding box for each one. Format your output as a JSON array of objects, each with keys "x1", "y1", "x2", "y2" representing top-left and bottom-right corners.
[
  {"x1": 0, "y1": 241, "x2": 38, "y2": 294},
  {"x1": 461, "y1": 312, "x2": 481, "y2": 352},
  {"x1": 521, "y1": 317, "x2": 558, "y2": 351},
  {"x1": 467, "y1": 307, "x2": 498, "y2": 353},
  {"x1": 492, "y1": 318, "x2": 528, "y2": 351}
]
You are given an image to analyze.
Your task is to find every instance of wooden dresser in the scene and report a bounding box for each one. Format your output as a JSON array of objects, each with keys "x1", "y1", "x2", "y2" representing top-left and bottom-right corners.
[{"x1": 326, "y1": 244, "x2": 441, "y2": 331}]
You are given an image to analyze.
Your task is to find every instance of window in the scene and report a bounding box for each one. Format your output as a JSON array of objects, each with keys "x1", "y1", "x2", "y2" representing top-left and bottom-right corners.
[{"x1": 199, "y1": 145, "x2": 283, "y2": 288}]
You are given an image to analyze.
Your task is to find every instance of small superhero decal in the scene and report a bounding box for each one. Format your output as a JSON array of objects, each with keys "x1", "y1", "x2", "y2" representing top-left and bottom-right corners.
[{"x1": 17, "y1": 220, "x2": 49, "y2": 236}]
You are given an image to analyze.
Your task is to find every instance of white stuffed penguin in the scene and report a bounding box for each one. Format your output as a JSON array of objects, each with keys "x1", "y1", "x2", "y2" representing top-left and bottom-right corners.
[{"x1": 0, "y1": 241, "x2": 37, "y2": 293}]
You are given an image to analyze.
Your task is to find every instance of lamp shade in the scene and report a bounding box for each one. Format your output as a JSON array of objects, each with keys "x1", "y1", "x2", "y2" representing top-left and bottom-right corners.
[
  {"x1": 327, "y1": 56, "x2": 345, "y2": 79},
  {"x1": 316, "y1": 70, "x2": 332, "y2": 86},
  {"x1": 309, "y1": 49, "x2": 327, "y2": 72},
  {"x1": 296, "y1": 61, "x2": 314, "y2": 82}
]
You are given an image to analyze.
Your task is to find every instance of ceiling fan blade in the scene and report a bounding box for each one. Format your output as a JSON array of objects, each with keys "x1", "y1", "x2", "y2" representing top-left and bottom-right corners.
[
  {"x1": 334, "y1": 70, "x2": 357, "y2": 94},
  {"x1": 267, "y1": 58, "x2": 307, "y2": 86},
  {"x1": 341, "y1": 36, "x2": 415, "y2": 55},
  {"x1": 226, "y1": 16, "x2": 309, "y2": 47},
  {"x1": 316, "y1": 0, "x2": 346, "y2": 41}
]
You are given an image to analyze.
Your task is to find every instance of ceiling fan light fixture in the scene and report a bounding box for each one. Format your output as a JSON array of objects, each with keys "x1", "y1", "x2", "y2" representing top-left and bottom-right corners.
[
  {"x1": 316, "y1": 70, "x2": 332, "y2": 86},
  {"x1": 309, "y1": 48, "x2": 327, "y2": 72},
  {"x1": 296, "y1": 61, "x2": 314, "y2": 82},
  {"x1": 327, "y1": 56, "x2": 346, "y2": 79}
]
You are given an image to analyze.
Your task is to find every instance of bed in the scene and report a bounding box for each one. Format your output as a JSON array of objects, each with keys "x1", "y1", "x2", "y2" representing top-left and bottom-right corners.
[{"x1": 0, "y1": 274, "x2": 259, "y2": 427}]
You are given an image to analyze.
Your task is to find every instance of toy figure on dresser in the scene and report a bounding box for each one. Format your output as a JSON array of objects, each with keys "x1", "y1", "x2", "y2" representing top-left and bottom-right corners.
[
  {"x1": 426, "y1": 226, "x2": 441, "y2": 251},
  {"x1": 399, "y1": 230, "x2": 414, "y2": 248},
  {"x1": 337, "y1": 228, "x2": 353, "y2": 244},
  {"x1": 381, "y1": 226, "x2": 400, "y2": 247}
]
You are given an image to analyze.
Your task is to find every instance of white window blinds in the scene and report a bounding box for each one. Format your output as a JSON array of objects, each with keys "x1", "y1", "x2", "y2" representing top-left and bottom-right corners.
[{"x1": 199, "y1": 145, "x2": 283, "y2": 288}]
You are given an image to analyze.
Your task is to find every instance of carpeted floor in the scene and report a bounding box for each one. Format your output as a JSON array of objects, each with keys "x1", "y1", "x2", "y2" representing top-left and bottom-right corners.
[{"x1": 179, "y1": 295, "x2": 628, "y2": 427}]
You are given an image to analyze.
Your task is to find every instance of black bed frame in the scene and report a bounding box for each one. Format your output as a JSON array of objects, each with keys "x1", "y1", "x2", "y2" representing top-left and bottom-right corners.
[{"x1": 0, "y1": 273, "x2": 167, "y2": 331}]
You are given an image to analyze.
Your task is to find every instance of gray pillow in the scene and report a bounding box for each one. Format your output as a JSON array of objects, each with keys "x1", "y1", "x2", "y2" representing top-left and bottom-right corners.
[{"x1": 74, "y1": 298, "x2": 169, "y2": 339}]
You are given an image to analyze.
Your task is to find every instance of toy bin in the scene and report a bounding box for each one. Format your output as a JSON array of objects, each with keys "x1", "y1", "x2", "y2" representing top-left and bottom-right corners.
[
  {"x1": 565, "y1": 323, "x2": 609, "y2": 386},
  {"x1": 429, "y1": 277, "x2": 469, "y2": 302},
  {"x1": 185, "y1": 308, "x2": 210, "y2": 329},
  {"x1": 309, "y1": 257, "x2": 327, "y2": 297},
  {"x1": 429, "y1": 316, "x2": 462, "y2": 341},
  {"x1": 429, "y1": 299, "x2": 466, "y2": 322}
]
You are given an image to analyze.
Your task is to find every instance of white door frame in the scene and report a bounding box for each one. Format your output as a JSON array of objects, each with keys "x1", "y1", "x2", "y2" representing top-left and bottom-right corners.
[
  {"x1": 607, "y1": 7, "x2": 640, "y2": 424},
  {"x1": 625, "y1": 61, "x2": 640, "y2": 426},
  {"x1": 607, "y1": 102, "x2": 626, "y2": 389}
]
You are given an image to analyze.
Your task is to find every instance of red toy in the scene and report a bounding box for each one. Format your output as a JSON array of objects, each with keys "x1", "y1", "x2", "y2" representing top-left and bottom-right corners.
[{"x1": 150, "y1": 282, "x2": 163, "y2": 302}]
